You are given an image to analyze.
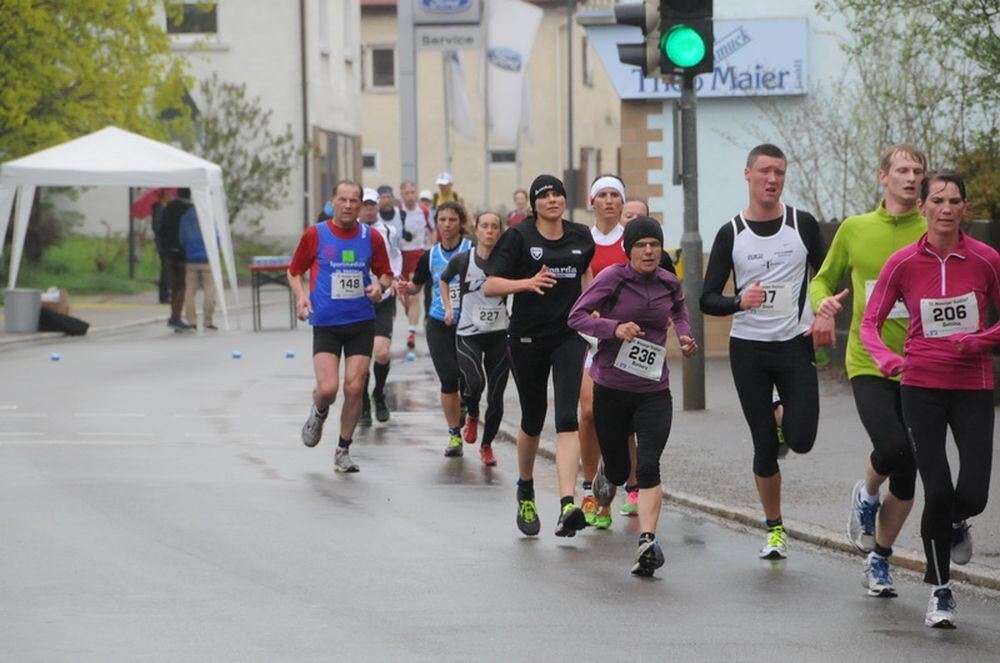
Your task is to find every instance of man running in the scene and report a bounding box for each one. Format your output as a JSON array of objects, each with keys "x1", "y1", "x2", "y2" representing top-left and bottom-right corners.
[
  {"x1": 507, "y1": 189, "x2": 530, "y2": 227},
  {"x1": 810, "y1": 144, "x2": 927, "y2": 598},
  {"x1": 360, "y1": 188, "x2": 403, "y2": 424},
  {"x1": 399, "y1": 181, "x2": 435, "y2": 352},
  {"x1": 290, "y1": 180, "x2": 393, "y2": 472},
  {"x1": 485, "y1": 174, "x2": 595, "y2": 538},
  {"x1": 700, "y1": 144, "x2": 826, "y2": 559}
]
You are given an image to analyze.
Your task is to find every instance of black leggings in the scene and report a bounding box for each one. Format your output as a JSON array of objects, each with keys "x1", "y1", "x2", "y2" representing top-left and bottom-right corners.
[
  {"x1": 593, "y1": 385, "x2": 672, "y2": 489},
  {"x1": 425, "y1": 317, "x2": 459, "y2": 394},
  {"x1": 456, "y1": 332, "x2": 510, "y2": 446},
  {"x1": 901, "y1": 386, "x2": 994, "y2": 585},
  {"x1": 851, "y1": 375, "x2": 916, "y2": 501},
  {"x1": 729, "y1": 334, "x2": 819, "y2": 477},
  {"x1": 507, "y1": 333, "x2": 586, "y2": 436}
]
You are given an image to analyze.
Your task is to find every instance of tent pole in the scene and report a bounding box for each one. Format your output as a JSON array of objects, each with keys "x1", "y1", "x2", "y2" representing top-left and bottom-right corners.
[{"x1": 128, "y1": 187, "x2": 136, "y2": 279}]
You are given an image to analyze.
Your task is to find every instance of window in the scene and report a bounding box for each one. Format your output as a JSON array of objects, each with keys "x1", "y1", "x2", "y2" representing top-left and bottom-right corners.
[
  {"x1": 318, "y1": 0, "x2": 330, "y2": 56},
  {"x1": 166, "y1": 1, "x2": 218, "y2": 34},
  {"x1": 582, "y1": 35, "x2": 594, "y2": 87},
  {"x1": 366, "y1": 46, "x2": 396, "y2": 90},
  {"x1": 362, "y1": 151, "x2": 379, "y2": 171},
  {"x1": 489, "y1": 150, "x2": 517, "y2": 167}
]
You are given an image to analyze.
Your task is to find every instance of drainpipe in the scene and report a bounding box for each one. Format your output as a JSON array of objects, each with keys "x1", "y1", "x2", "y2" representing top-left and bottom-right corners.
[{"x1": 300, "y1": 0, "x2": 310, "y2": 229}]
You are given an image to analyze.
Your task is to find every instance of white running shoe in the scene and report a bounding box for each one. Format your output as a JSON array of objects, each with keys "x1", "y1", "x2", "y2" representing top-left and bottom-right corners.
[
  {"x1": 925, "y1": 584, "x2": 957, "y2": 629},
  {"x1": 951, "y1": 521, "x2": 973, "y2": 565},
  {"x1": 863, "y1": 555, "x2": 897, "y2": 598},
  {"x1": 334, "y1": 447, "x2": 360, "y2": 473},
  {"x1": 301, "y1": 404, "x2": 327, "y2": 448},
  {"x1": 847, "y1": 480, "x2": 878, "y2": 553},
  {"x1": 759, "y1": 525, "x2": 788, "y2": 559}
]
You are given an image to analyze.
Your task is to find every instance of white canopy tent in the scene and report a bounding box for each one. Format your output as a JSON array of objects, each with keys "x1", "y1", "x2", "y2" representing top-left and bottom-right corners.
[{"x1": 0, "y1": 126, "x2": 240, "y2": 328}]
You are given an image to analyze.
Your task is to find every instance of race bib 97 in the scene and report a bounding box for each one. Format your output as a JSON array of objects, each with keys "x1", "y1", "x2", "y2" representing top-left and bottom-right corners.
[
  {"x1": 613, "y1": 337, "x2": 665, "y2": 381},
  {"x1": 755, "y1": 282, "x2": 795, "y2": 316},
  {"x1": 865, "y1": 280, "x2": 908, "y2": 319},
  {"x1": 920, "y1": 292, "x2": 978, "y2": 338},
  {"x1": 332, "y1": 271, "x2": 364, "y2": 299}
]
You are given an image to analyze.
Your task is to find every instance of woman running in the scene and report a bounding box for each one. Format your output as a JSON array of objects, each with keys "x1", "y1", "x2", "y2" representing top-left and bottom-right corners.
[
  {"x1": 440, "y1": 212, "x2": 510, "y2": 467},
  {"x1": 861, "y1": 171, "x2": 1000, "y2": 629},
  {"x1": 485, "y1": 174, "x2": 595, "y2": 537},
  {"x1": 569, "y1": 217, "x2": 696, "y2": 576},
  {"x1": 398, "y1": 201, "x2": 472, "y2": 456}
]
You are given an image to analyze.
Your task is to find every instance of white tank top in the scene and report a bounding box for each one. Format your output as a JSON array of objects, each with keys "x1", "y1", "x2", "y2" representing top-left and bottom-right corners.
[
  {"x1": 730, "y1": 205, "x2": 813, "y2": 342},
  {"x1": 371, "y1": 219, "x2": 403, "y2": 298},
  {"x1": 400, "y1": 206, "x2": 431, "y2": 251},
  {"x1": 457, "y1": 251, "x2": 508, "y2": 336}
]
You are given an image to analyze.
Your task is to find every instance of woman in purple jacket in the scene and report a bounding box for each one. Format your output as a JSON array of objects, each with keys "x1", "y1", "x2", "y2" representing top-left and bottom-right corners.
[{"x1": 568, "y1": 217, "x2": 697, "y2": 576}]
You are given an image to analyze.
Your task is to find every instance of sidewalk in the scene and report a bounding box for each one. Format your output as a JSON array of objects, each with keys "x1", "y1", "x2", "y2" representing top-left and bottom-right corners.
[{"x1": 4, "y1": 293, "x2": 999, "y2": 589}]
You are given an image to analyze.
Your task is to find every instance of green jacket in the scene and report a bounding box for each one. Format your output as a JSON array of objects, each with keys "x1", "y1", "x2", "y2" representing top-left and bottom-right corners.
[{"x1": 808, "y1": 202, "x2": 925, "y2": 379}]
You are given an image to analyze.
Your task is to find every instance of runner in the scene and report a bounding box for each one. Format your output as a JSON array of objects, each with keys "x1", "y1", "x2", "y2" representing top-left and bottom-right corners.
[
  {"x1": 289, "y1": 180, "x2": 393, "y2": 473},
  {"x1": 360, "y1": 188, "x2": 404, "y2": 424},
  {"x1": 700, "y1": 144, "x2": 826, "y2": 559},
  {"x1": 579, "y1": 175, "x2": 628, "y2": 529},
  {"x1": 440, "y1": 212, "x2": 510, "y2": 467},
  {"x1": 484, "y1": 174, "x2": 595, "y2": 537},
  {"x1": 569, "y1": 216, "x2": 697, "y2": 575},
  {"x1": 399, "y1": 181, "x2": 435, "y2": 352},
  {"x1": 397, "y1": 202, "x2": 472, "y2": 456},
  {"x1": 507, "y1": 189, "x2": 530, "y2": 227},
  {"x1": 810, "y1": 144, "x2": 927, "y2": 598},
  {"x1": 861, "y1": 171, "x2": 1000, "y2": 629}
]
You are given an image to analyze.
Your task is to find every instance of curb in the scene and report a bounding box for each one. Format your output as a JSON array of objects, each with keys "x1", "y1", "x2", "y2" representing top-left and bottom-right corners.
[{"x1": 494, "y1": 422, "x2": 1000, "y2": 592}]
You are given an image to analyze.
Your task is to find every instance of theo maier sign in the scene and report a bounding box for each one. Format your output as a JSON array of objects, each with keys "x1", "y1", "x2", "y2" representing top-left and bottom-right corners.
[{"x1": 585, "y1": 18, "x2": 807, "y2": 99}]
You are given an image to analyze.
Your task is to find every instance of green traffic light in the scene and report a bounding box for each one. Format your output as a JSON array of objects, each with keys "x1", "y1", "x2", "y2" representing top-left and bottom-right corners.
[{"x1": 661, "y1": 24, "x2": 706, "y2": 68}]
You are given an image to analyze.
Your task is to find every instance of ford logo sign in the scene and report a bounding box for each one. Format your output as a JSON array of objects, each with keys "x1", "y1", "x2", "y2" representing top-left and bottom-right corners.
[
  {"x1": 421, "y1": 0, "x2": 472, "y2": 13},
  {"x1": 488, "y1": 47, "x2": 522, "y2": 72}
]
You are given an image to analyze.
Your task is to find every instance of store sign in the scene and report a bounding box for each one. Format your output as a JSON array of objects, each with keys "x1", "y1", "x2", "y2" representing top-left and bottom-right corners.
[
  {"x1": 415, "y1": 24, "x2": 482, "y2": 51},
  {"x1": 413, "y1": 0, "x2": 482, "y2": 25},
  {"x1": 584, "y1": 18, "x2": 808, "y2": 99}
]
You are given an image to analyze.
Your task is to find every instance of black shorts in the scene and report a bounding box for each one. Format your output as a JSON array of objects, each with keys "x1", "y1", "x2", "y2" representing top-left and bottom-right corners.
[
  {"x1": 312, "y1": 319, "x2": 375, "y2": 357},
  {"x1": 374, "y1": 296, "x2": 396, "y2": 338}
]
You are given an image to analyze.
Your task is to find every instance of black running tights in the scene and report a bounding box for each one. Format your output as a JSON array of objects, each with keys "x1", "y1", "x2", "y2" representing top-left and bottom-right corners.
[
  {"x1": 456, "y1": 332, "x2": 510, "y2": 446},
  {"x1": 507, "y1": 333, "x2": 586, "y2": 436},
  {"x1": 593, "y1": 384, "x2": 672, "y2": 489}
]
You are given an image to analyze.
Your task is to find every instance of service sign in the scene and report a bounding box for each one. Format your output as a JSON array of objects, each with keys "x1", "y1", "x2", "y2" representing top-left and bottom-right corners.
[
  {"x1": 413, "y1": 0, "x2": 482, "y2": 25},
  {"x1": 584, "y1": 18, "x2": 808, "y2": 99}
]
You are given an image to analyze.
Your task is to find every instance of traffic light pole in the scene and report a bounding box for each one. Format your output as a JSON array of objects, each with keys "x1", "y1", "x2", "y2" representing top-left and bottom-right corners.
[{"x1": 678, "y1": 74, "x2": 705, "y2": 411}]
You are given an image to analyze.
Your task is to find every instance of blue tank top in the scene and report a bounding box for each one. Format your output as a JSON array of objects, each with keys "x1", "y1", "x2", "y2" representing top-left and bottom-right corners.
[
  {"x1": 429, "y1": 239, "x2": 472, "y2": 322},
  {"x1": 310, "y1": 222, "x2": 375, "y2": 327}
]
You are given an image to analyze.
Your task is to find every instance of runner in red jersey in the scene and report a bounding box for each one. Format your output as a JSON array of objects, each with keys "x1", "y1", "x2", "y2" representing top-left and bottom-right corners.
[{"x1": 861, "y1": 172, "x2": 1000, "y2": 629}]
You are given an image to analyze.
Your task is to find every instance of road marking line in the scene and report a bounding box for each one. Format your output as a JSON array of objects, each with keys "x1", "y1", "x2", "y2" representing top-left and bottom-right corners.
[
  {"x1": 73, "y1": 413, "x2": 147, "y2": 418},
  {"x1": 74, "y1": 432, "x2": 154, "y2": 437},
  {"x1": 0, "y1": 405, "x2": 20, "y2": 410},
  {"x1": 0, "y1": 432, "x2": 41, "y2": 436},
  {"x1": 0, "y1": 412, "x2": 46, "y2": 417}
]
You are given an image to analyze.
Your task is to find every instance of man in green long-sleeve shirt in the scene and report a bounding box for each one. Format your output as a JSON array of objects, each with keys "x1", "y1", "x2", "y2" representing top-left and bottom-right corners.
[{"x1": 809, "y1": 144, "x2": 926, "y2": 599}]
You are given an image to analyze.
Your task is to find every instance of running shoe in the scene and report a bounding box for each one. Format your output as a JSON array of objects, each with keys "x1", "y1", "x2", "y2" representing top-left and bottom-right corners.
[
  {"x1": 555, "y1": 503, "x2": 587, "y2": 537},
  {"x1": 759, "y1": 524, "x2": 788, "y2": 559},
  {"x1": 952, "y1": 520, "x2": 973, "y2": 565},
  {"x1": 593, "y1": 464, "x2": 617, "y2": 508},
  {"x1": 406, "y1": 331, "x2": 416, "y2": 350},
  {"x1": 167, "y1": 318, "x2": 192, "y2": 331},
  {"x1": 631, "y1": 538, "x2": 665, "y2": 577},
  {"x1": 925, "y1": 584, "x2": 957, "y2": 629},
  {"x1": 373, "y1": 394, "x2": 390, "y2": 423},
  {"x1": 301, "y1": 404, "x2": 327, "y2": 448},
  {"x1": 517, "y1": 498, "x2": 540, "y2": 536},
  {"x1": 863, "y1": 555, "x2": 897, "y2": 598},
  {"x1": 480, "y1": 445, "x2": 497, "y2": 467},
  {"x1": 594, "y1": 506, "x2": 613, "y2": 530},
  {"x1": 463, "y1": 417, "x2": 479, "y2": 444},
  {"x1": 444, "y1": 433, "x2": 463, "y2": 457},
  {"x1": 620, "y1": 489, "x2": 639, "y2": 517},
  {"x1": 359, "y1": 396, "x2": 372, "y2": 427},
  {"x1": 776, "y1": 425, "x2": 789, "y2": 459},
  {"x1": 848, "y1": 480, "x2": 878, "y2": 552},
  {"x1": 334, "y1": 447, "x2": 359, "y2": 473},
  {"x1": 582, "y1": 495, "x2": 598, "y2": 526}
]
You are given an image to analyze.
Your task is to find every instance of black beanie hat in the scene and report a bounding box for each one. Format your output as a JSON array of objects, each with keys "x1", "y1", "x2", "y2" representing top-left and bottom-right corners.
[
  {"x1": 623, "y1": 216, "x2": 664, "y2": 255},
  {"x1": 529, "y1": 174, "x2": 567, "y2": 211}
]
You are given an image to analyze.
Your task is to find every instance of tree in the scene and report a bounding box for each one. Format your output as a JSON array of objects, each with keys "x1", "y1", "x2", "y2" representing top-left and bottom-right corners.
[
  {"x1": 0, "y1": 0, "x2": 185, "y2": 160},
  {"x1": 189, "y1": 74, "x2": 301, "y2": 232}
]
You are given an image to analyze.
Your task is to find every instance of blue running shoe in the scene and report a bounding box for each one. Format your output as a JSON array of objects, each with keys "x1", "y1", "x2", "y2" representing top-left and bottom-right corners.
[
  {"x1": 848, "y1": 480, "x2": 878, "y2": 552},
  {"x1": 925, "y1": 584, "x2": 957, "y2": 629},
  {"x1": 863, "y1": 555, "x2": 897, "y2": 598}
]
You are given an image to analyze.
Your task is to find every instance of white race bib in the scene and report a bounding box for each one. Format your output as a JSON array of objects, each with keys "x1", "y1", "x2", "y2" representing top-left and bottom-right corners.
[
  {"x1": 473, "y1": 304, "x2": 508, "y2": 332},
  {"x1": 613, "y1": 337, "x2": 665, "y2": 381},
  {"x1": 865, "y1": 280, "x2": 908, "y2": 319},
  {"x1": 756, "y1": 282, "x2": 795, "y2": 316},
  {"x1": 920, "y1": 292, "x2": 979, "y2": 338},
  {"x1": 448, "y1": 282, "x2": 461, "y2": 307},
  {"x1": 332, "y1": 270, "x2": 364, "y2": 299}
]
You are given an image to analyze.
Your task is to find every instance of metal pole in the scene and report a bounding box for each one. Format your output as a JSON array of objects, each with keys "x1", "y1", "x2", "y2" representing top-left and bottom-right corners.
[
  {"x1": 128, "y1": 187, "x2": 135, "y2": 279},
  {"x1": 565, "y1": 0, "x2": 575, "y2": 221},
  {"x1": 299, "y1": 0, "x2": 310, "y2": 228},
  {"x1": 679, "y1": 75, "x2": 705, "y2": 410},
  {"x1": 483, "y1": 13, "x2": 491, "y2": 212},
  {"x1": 399, "y1": 0, "x2": 418, "y2": 185},
  {"x1": 443, "y1": 54, "x2": 453, "y2": 173}
]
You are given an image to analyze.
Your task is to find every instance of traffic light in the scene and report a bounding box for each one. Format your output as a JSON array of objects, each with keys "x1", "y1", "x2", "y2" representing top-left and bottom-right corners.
[
  {"x1": 660, "y1": 0, "x2": 714, "y2": 77},
  {"x1": 614, "y1": 0, "x2": 661, "y2": 78},
  {"x1": 614, "y1": 1, "x2": 714, "y2": 79}
]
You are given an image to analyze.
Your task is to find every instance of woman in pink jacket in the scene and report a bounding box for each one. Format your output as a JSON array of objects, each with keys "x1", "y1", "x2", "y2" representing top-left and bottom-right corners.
[{"x1": 861, "y1": 171, "x2": 1000, "y2": 629}]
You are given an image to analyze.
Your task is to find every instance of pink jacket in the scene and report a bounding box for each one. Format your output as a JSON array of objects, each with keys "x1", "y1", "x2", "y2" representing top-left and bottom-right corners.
[{"x1": 861, "y1": 233, "x2": 1000, "y2": 389}]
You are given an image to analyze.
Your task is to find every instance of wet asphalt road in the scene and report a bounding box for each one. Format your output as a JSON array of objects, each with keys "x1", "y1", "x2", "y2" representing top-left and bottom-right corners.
[{"x1": 2, "y1": 320, "x2": 1000, "y2": 661}]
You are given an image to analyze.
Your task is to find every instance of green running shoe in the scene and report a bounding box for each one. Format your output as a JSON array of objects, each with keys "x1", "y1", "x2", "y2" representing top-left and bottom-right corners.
[
  {"x1": 620, "y1": 489, "x2": 639, "y2": 517},
  {"x1": 582, "y1": 495, "x2": 598, "y2": 525},
  {"x1": 555, "y1": 502, "x2": 587, "y2": 537},
  {"x1": 759, "y1": 524, "x2": 788, "y2": 559},
  {"x1": 594, "y1": 506, "x2": 612, "y2": 530},
  {"x1": 517, "y1": 498, "x2": 540, "y2": 536},
  {"x1": 444, "y1": 433, "x2": 463, "y2": 457}
]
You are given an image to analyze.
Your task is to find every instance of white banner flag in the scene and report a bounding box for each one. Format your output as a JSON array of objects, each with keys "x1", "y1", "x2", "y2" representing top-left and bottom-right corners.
[
  {"x1": 445, "y1": 50, "x2": 476, "y2": 140},
  {"x1": 487, "y1": 0, "x2": 543, "y2": 144}
]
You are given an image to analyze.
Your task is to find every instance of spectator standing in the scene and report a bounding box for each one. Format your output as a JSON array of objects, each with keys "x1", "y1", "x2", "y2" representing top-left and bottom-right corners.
[
  {"x1": 179, "y1": 203, "x2": 217, "y2": 331},
  {"x1": 159, "y1": 187, "x2": 193, "y2": 331}
]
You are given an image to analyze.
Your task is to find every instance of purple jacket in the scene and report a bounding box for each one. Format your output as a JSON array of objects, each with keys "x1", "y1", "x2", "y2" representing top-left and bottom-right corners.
[{"x1": 568, "y1": 263, "x2": 691, "y2": 392}]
